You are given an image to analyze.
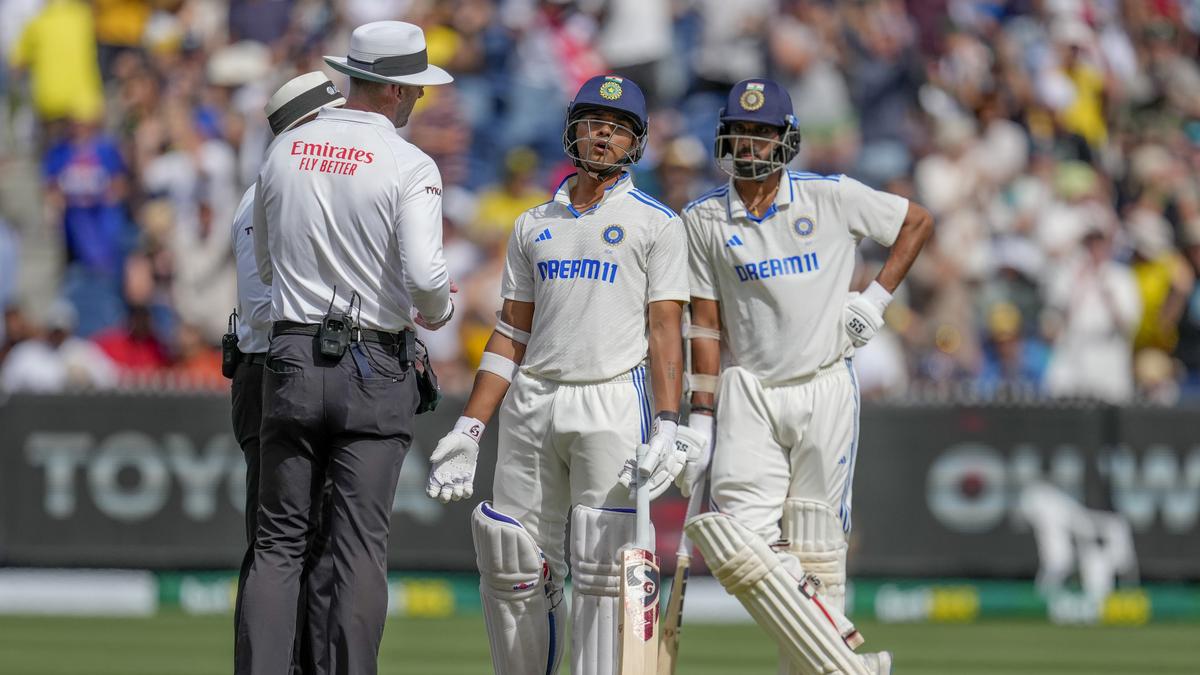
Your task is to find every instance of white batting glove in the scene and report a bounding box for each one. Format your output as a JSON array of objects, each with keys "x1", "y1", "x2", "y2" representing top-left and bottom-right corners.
[
  {"x1": 618, "y1": 413, "x2": 682, "y2": 500},
  {"x1": 843, "y1": 281, "x2": 892, "y2": 348},
  {"x1": 675, "y1": 413, "x2": 714, "y2": 498},
  {"x1": 426, "y1": 416, "x2": 482, "y2": 503}
]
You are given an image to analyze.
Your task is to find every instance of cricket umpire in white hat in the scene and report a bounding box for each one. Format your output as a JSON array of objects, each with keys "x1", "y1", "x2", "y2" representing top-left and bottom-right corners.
[
  {"x1": 229, "y1": 71, "x2": 345, "y2": 675},
  {"x1": 236, "y1": 21, "x2": 454, "y2": 675}
]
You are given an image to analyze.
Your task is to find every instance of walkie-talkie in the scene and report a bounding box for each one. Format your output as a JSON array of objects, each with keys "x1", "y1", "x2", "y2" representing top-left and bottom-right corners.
[
  {"x1": 317, "y1": 286, "x2": 353, "y2": 359},
  {"x1": 222, "y1": 309, "x2": 240, "y2": 379}
]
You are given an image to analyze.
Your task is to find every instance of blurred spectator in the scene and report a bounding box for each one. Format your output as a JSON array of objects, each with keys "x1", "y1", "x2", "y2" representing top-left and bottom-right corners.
[
  {"x1": 470, "y1": 147, "x2": 549, "y2": 244},
  {"x1": 0, "y1": 305, "x2": 33, "y2": 364},
  {"x1": 0, "y1": 216, "x2": 17, "y2": 308},
  {"x1": 976, "y1": 301, "x2": 1049, "y2": 397},
  {"x1": 1043, "y1": 226, "x2": 1142, "y2": 403},
  {"x1": 93, "y1": 0, "x2": 152, "y2": 78},
  {"x1": 654, "y1": 135, "x2": 707, "y2": 214},
  {"x1": 43, "y1": 116, "x2": 132, "y2": 335},
  {"x1": 228, "y1": 0, "x2": 294, "y2": 45},
  {"x1": 7, "y1": 0, "x2": 103, "y2": 123},
  {"x1": 589, "y1": 0, "x2": 673, "y2": 104},
  {"x1": 0, "y1": 300, "x2": 117, "y2": 392},
  {"x1": 92, "y1": 304, "x2": 170, "y2": 373},
  {"x1": 1176, "y1": 219, "x2": 1200, "y2": 391},
  {"x1": 172, "y1": 321, "x2": 224, "y2": 388},
  {"x1": 1128, "y1": 207, "x2": 1193, "y2": 353}
]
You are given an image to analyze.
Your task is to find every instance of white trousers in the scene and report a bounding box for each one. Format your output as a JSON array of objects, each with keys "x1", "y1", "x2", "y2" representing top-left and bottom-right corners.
[
  {"x1": 710, "y1": 360, "x2": 861, "y2": 544},
  {"x1": 492, "y1": 365, "x2": 653, "y2": 580}
]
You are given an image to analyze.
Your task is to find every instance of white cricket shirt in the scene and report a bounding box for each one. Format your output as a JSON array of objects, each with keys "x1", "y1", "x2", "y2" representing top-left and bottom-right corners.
[
  {"x1": 253, "y1": 107, "x2": 451, "y2": 332},
  {"x1": 685, "y1": 171, "x2": 908, "y2": 384},
  {"x1": 502, "y1": 172, "x2": 689, "y2": 382},
  {"x1": 231, "y1": 184, "x2": 271, "y2": 353}
]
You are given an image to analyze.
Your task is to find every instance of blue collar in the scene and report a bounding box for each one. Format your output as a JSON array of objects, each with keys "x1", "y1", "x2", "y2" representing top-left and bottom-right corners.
[{"x1": 552, "y1": 171, "x2": 632, "y2": 218}]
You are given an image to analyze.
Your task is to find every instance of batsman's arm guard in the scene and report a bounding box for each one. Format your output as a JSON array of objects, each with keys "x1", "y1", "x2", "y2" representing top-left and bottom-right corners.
[{"x1": 471, "y1": 503, "x2": 564, "y2": 675}]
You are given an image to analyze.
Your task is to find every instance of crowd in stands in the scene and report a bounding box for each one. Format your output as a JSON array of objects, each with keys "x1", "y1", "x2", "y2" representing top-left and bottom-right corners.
[{"x1": 1, "y1": 0, "x2": 1199, "y2": 405}]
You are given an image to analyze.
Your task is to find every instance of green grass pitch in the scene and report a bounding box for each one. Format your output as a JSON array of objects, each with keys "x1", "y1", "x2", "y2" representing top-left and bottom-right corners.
[{"x1": 0, "y1": 612, "x2": 1196, "y2": 674}]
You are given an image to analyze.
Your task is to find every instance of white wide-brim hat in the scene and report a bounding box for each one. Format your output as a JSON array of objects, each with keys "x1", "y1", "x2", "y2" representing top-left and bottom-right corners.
[
  {"x1": 264, "y1": 71, "x2": 347, "y2": 135},
  {"x1": 323, "y1": 21, "x2": 453, "y2": 87}
]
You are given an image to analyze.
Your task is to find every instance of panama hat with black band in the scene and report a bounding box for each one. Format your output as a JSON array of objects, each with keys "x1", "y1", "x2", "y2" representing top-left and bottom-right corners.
[
  {"x1": 264, "y1": 71, "x2": 347, "y2": 136},
  {"x1": 323, "y1": 21, "x2": 453, "y2": 87}
]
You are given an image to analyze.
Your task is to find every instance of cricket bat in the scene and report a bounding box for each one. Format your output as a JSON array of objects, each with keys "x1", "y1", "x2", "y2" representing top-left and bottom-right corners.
[
  {"x1": 619, "y1": 444, "x2": 660, "y2": 674},
  {"x1": 657, "y1": 476, "x2": 706, "y2": 675}
]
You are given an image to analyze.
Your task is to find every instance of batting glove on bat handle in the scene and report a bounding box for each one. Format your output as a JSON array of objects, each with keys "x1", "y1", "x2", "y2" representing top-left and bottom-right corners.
[
  {"x1": 676, "y1": 414, "x2": 713, "y2": 498},
  {"x1": 843, "y1": 282, "x2": 892, "y2": 348},
  {"x1": 425, "y1": 416, "x2": 482, "y2": 504}
]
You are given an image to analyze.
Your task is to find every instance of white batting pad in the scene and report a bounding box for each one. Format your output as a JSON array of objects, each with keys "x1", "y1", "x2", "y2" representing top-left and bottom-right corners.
[
  {"x1": 686, "y1": 513, "x2": 888, "y2": 675},
  {"x1": 780, "y1": 499, "x2": 849, "y2": 613},
  {"x1": 569, "y1": 504, "x2": 639, "y2": 675},
  {"x1": 471, "y1": 502, "x2": 565, "y2": 675}
]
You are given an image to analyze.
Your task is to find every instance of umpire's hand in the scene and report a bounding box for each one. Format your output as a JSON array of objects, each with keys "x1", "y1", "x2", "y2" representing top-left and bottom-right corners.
[{"x1": 426, "y1": 416, "x2": 482, "y2": 503}]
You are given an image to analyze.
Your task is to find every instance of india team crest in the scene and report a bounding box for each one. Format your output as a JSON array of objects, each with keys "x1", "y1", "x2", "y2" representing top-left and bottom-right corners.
[
  {"x1": 602, "y1": 224, "x2": 626, "y2": 246},
  {"x1": 794, "y1": 216, "x2": 815, "y2": 237},
  {"x1": 600, "y1": 76, "x2": 624, "y2": 101},
  {"x1": 739, "y1": 82, "x2": 765, "y2": 111}
]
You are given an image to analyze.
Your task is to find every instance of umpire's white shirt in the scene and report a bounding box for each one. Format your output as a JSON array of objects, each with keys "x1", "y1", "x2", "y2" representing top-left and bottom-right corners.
[
  {"x1": 685, "y1": 171, "x2": 907, "y2": 384},
  {"x1": 253, "y1": 107, "x2": 451, "y2": 332},
  {"x1": 502, "y1": 172, "x2": 689, "y2": 382},
  {"x1": 232, "y1": 184, "x2": 271, "y2": 353}
]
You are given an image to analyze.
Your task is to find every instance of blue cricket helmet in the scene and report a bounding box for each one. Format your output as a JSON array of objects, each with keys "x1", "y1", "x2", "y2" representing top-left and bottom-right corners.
[
  {"x1": 562, "y1": 74, "x2": 649, "y2": 176},
  {"x1": 568, "y1": 74, "x2": 648, "y2": 133},
  {"x1": 715, "y1": 78, "x2": 801, "y2": 180}
]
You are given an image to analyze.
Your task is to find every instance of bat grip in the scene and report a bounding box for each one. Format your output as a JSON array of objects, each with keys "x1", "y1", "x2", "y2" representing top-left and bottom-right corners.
[
  {"x1": 635, "y1": 444, "x2": 652, "y2": 550},
  {"x1": 675, "y1": 476, "x2": 706, "y2": 557}
]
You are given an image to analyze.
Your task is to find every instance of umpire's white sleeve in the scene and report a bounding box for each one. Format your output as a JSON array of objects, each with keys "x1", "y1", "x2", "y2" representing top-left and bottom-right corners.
[
  {"x1": 397, "y1": 157, "x2": 452, "y2": 322},
  {"x1": 252, "y1": 177, "x2": 273, "y2": 285}
]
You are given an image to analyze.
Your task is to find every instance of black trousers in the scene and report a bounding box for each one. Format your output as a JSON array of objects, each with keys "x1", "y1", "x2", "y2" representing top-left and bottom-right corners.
[
  {"x1": 235, "y1": 334, "x2": 418, "y2": 675},
  {"x1": 232, "y1": 359, "x2": 332, "y2": 675}
]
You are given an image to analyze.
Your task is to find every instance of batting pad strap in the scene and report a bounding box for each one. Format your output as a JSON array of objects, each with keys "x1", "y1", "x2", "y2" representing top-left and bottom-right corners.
[
  {"x1": 479, "y1": 351, "x2": 519, "y2": 383},
  {"x1": 781, "y1": 499, "x2": 848, "y2": 602},
  {"x1": 494, "y1": 318, "x2": 531, "y2": 345},
  {"x1": 689, "y1": 373, "x2": 718, "y2": 394},
  {"x1": 686, "y1": 325, "x2": 721, "y2": 341}
]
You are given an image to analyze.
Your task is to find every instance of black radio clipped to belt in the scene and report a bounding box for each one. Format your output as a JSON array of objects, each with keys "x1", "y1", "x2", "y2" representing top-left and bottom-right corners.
[
  {"x1": 221, "y1": 309, "x2": 240, "y2": 379},
  {"x1": 413, "y1": 336, "x2": 440, "y2": 414},
  {"x1": 318, "y1": 288, "x2": 356, "y2": 359}
]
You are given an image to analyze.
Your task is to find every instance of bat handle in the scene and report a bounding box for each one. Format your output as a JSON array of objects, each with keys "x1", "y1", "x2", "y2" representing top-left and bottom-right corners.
[
  {"x1": 675, "y1": 476, "x2": 707, "y2": 558},
  {"x1": 635, "y1": 444, "x2": 652, "y2": 550}
]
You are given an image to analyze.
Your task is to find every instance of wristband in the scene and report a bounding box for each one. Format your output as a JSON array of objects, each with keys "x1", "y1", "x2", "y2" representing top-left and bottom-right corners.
[
  {"x1": 862, "y1": 281, "x2": 893, "y2": 314},
  {"x1": 655, "y1": 410, "x2": 680, "y2": 424},
  {"x1": 689, "y1": 404, "x2": 715, "y2": 416},
  {"x1": 686, "y1": 325, "x2": 721, "y2": 341},
  {"x1": 453, "y1": 415, "x2": 485, "y2": 443}
]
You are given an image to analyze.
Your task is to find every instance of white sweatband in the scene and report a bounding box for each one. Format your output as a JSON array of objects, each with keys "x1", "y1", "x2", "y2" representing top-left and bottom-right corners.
[
  {"x1": 453, "y1": 415, "x2": 486, "y2": 443},
  {"x1": 689, "y1": 373, "x2": 718, "y2": 394},
  {"x1": 686, "y1": 325, "x2": 721, "y2": 341},
  {"x1": 862, "y1": 281, "x2": 893, "y2": 314},
  {"x1": 478, "y1": 351, "x2": 519, "y2": 383},
  {"x1": 494, "y1": 317, "x2": 531, "y2": 345}
]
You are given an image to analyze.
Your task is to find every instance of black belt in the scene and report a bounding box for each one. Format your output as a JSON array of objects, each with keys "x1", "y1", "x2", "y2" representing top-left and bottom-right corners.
[
  {"x1": 241, "y1": 352, "x2": 268, "y2": 366},
  {"x1": 271, "y1": 321, "x2": 412, "y2": 357}
]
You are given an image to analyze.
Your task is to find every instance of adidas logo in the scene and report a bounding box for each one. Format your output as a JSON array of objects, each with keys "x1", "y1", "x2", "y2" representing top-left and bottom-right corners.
[
  {"x1": 838, "y1": 456, "x2": 847, "y2": 465},
  {"x1": 725, "y1": 234, "x2": 744, "y2": 247},
  {"x1": 534, "y1": 228, "x2": 553, "y2": 243}
]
